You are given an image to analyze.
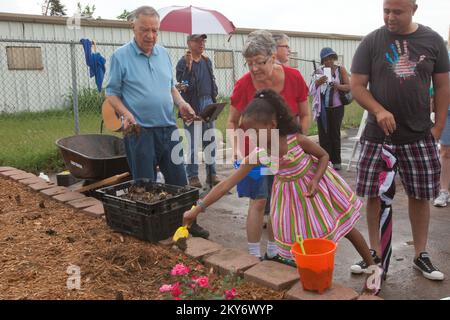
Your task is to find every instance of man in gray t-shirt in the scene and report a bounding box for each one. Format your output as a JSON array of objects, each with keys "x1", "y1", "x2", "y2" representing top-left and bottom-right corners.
[{"x1": 350, "y1": 0, "x2": 449, "y2": 282}]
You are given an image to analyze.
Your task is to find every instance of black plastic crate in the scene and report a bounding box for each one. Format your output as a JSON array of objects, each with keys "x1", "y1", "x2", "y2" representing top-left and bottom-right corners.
[{"x1": 96, "y1": 179, "x2": 199, "y2": 242}]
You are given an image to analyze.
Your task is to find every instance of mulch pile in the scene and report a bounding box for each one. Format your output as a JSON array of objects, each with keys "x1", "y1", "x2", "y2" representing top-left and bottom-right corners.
[{"x1": 0, "y1": 177, "x2": 283, "y2": 300}]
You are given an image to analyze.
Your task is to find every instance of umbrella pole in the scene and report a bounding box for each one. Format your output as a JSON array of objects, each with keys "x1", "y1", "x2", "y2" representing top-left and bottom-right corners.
[
  {"x1": 380, "y1": 202, "x2": 393, "y2": 279},
  {"x1": 378, "y1": 139, "x2": 397, "y2": 281}
]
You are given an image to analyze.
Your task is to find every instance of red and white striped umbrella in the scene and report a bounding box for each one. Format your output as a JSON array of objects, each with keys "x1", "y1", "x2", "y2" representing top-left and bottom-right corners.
[{"x1": 158, "y1": 5, "x2": 235, "y2": 35}]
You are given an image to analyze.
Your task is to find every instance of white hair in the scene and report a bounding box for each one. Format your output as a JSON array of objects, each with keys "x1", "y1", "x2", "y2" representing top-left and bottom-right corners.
[
  {"x1": 243, "y1": 30, "x2": 277, "y2": 58},
  {"x1": 128, "y1": 6, "x2": 159, "y2": 22},
  {"x1": 272, "y1": 33, "x2": 289, "y2": 45}
]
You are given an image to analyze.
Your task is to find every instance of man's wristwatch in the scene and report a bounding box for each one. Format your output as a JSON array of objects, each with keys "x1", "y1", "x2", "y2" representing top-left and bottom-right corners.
[{"x1": 197, "y1": 199, "x2": 207, "y2": 212}]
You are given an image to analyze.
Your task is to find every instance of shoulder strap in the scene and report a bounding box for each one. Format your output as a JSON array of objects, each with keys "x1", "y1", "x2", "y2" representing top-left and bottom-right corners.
[
  {"x1": 202, "y1": 55, "x2": 214, "y2": 77},
  {"x1": 287, "y1": 134, "x2": 299, "y2": 147},
  {"x1": 286, "y1": 134, "x2": 304, "y2": 158},
  {"x1": 338, "y1": 66, "x2": 344, "y2": 83}
]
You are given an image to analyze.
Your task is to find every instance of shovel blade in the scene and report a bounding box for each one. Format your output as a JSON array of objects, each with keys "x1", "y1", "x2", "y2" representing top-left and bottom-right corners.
[{"x1": 173, "y1": 226, "x2": 189, "y2": 242}]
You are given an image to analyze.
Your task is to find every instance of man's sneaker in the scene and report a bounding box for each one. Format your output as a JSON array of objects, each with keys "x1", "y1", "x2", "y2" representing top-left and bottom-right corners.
[
  {"x1": 433, "y1": 190, "x2": 450, "y2": 207},
  {"x1": 205, "y1": 175, "x2": 221, "y2": 186},
  {"x1": 333, "y1": 163, "x2": 342, "y2": 171},
  {"x1": 188, "y1": 176, "x2": 203, "y2": 189},
  {"x1": 413, "y1": 252, "x2": 444, "y2": 281},
  {"x1": 350, "y1": 249, "x2": 381, "y2": 274},
  {"x1": 189, "y1": 221, "x2": 210, "y2": 239}
]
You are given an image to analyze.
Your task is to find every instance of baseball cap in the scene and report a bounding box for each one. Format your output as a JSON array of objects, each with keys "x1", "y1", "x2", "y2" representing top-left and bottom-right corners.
[{"x1": 187, "y1": 34, "x2": 207, "y2": 41}]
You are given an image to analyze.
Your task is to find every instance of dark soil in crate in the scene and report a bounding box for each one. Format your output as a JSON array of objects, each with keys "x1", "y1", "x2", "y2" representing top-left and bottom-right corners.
[{"x1": 123, "y1": 184, "x2": 192, "y2": 203}]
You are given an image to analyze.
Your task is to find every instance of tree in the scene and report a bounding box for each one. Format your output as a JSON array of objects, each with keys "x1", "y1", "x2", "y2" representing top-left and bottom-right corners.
[
  {"x1": 117, "y1": 10, "x2": 131, "y2": 21},
  {"x1": 77, "y1": 2, "x2": 96, "y2": 18},
  {"x1": 42, "y1": 0, "x2": 66, "y2": 16}
]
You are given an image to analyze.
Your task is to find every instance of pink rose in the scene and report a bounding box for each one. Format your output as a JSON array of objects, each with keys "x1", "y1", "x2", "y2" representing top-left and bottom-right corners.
[
  {"x1": 170, "y1": 263, "x2": 190, "y2": 276},
  {"x1": 224, "y1": 288, "x2": 237, "y2": 300},
  {"x1": 196, "y1": 276, "x2": 209, "y2": 288},
  {"x1": 159, "y1": 284, "x2": 173, "y2": 293},
  {"x1": 171, "y1": 282, "x2": 183, "y2": 298}
]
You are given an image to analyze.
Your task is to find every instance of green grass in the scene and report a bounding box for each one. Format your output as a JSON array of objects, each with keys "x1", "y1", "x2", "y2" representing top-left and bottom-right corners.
[
  {"x1": 0, "y1": 99, "x2": 365, "y2": 173},
  {"x1": 0, "y1": 110, "x2": 103, "y2": 173}
]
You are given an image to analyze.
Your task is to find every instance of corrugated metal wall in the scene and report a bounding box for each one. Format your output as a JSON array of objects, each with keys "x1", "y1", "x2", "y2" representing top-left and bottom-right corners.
[{"x1": 0, "y1": 19, "x2": 362, "y2": 113}]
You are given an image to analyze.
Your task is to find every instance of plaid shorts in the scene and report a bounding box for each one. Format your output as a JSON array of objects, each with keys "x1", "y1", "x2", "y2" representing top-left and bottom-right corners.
[{"x1": 356, "y1": 134, "x2": 441, "y2": 200}]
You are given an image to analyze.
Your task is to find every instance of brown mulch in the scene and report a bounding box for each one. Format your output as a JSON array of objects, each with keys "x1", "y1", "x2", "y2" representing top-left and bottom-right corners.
[{"x1": 0, "y1": 177, "x2": 284, "y2": 300}]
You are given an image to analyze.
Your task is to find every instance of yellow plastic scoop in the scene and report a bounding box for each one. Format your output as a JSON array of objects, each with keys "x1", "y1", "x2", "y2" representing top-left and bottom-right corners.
[{"x1": 173, "y1": 225, "x2": 189, "y2": 242}]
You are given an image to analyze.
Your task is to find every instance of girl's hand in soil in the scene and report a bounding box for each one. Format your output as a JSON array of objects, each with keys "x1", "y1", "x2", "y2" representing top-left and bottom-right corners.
[{"x1": 305, "y1": 179, "x2": 319, "y2": 198}]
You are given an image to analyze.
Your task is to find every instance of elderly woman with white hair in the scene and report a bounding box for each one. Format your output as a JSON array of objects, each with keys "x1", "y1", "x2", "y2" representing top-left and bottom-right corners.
[
  {"x1": 272, "y1": 33, "x2": 291, "y2": 65},
  {"x1": 227, "y1": 30, "x2": 310, "y2": 265}
]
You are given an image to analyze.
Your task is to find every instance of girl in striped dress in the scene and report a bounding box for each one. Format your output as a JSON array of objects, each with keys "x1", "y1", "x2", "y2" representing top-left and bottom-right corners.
[{"x1": 183, "y1": 89, "x2": 381, "y2": 293}]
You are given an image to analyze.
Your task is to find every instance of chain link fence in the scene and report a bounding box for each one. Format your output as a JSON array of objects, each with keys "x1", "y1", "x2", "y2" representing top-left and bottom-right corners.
[
  {"x1": 0, "y1": 39, "x2": 250, "y2": 171},
  {"x1": 0, "y1": 38, "x2": 319, "y2": 171}
]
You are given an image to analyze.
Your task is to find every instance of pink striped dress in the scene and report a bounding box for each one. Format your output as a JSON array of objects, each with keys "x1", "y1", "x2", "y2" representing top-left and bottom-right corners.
[{"x1": 256, "y1": 134, "x2": 362, "y2": 260}]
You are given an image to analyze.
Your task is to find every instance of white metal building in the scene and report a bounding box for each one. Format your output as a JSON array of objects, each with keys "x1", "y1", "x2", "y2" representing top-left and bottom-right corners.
[{"x1": 0, "y1": 12, "x2": 363, "y2": 113}]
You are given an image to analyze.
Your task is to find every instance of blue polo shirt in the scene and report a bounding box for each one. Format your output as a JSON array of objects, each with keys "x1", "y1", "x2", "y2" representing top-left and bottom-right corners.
[{"x1": 106, "y1": 40, "x2": 176, "y2": 127}]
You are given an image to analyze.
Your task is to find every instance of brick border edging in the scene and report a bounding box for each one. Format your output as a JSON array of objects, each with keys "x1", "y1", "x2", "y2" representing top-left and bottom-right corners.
[
  {"x1": 159, "y1": 237, "x2": 383, "y2": 300},
  {"x1": 1, "y1": 167, "x2": 105, "y2": 219}
]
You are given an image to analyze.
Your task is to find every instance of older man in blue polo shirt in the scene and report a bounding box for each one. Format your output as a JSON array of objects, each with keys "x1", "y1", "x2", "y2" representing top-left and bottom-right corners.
[{"x1": 106, "y1": 6, "x2": 210, "y2": 238}]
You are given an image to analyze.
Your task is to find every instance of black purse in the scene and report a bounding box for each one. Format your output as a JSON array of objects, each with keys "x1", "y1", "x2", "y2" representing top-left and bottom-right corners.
[{"x1": 337, "y1": 66, "x2": 353, "y2": 105}]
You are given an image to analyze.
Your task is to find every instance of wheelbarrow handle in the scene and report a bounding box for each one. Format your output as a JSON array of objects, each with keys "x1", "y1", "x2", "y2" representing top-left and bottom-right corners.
[{"x1": 75, "y1": 172, "x2": 130, "y2": 193}]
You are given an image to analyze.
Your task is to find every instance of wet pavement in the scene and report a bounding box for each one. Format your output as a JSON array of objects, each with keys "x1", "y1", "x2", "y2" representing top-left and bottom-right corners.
[{"x1": 194, "y1": 128, "x2": 450, "y2": 300}]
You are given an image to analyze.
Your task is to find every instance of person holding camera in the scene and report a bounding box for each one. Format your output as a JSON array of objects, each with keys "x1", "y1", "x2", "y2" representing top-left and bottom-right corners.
[{"x1": 176, "y1": 34, "x2": 221, "y2": 193}]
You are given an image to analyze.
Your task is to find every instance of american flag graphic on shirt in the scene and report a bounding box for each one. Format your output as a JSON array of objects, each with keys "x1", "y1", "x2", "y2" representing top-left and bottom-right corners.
[{"x1": 385, "y1": 40, "x2": 426, "y2": 80}]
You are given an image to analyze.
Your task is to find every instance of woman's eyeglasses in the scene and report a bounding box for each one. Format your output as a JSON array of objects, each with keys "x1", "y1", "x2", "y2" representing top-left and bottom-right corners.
[
  {"x1": 277, "y1": 45, "x2": 290, "y2": 49},
  {"x1": 246, "y1": 56, "x2": 272, "y2": 69}
]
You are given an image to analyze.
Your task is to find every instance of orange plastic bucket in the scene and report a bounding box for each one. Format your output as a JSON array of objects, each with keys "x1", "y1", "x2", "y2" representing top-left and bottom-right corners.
[{"x1": 291, "y1": 238, "x2": 337, "y2": 294}]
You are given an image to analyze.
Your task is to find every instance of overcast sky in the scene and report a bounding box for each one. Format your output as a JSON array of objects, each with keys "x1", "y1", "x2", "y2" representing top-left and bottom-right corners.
[{"x1": 1, "y1": 0, "x2": 449, "y2": 39}]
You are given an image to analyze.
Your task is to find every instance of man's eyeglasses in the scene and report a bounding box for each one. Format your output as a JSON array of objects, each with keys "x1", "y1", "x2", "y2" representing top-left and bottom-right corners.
[{"x1": 246, "y1": 56, "x2": 272, "y2": 69}]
